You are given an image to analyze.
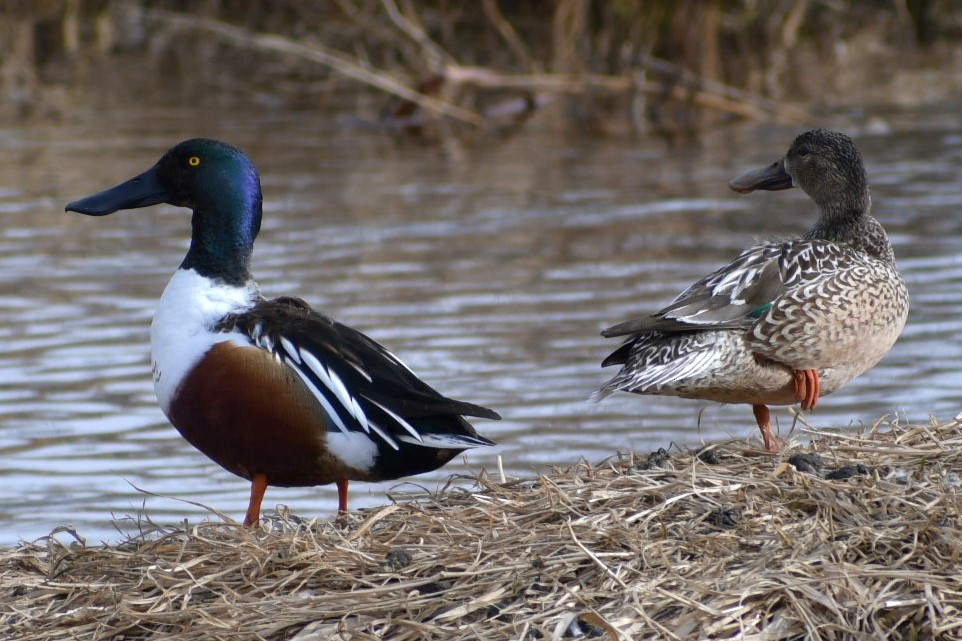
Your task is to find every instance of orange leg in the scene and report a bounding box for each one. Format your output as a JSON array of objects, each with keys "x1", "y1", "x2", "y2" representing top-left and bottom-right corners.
[
  {"x1": 752, "y1": 404, "x2": 779, "y2": 452},
  {"x1": 793, "y1": 369, "x2": 820, "y2": 411},
  {"x1": 243, "y1": 473, "x2": 268, "y2": 527},
  {"x1": 337, "y1": 479, "x2": 350, "y2": 514}
]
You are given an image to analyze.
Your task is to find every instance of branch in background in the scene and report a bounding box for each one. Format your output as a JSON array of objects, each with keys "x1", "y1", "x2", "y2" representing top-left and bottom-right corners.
[
  {"x1": 444, "y1": 66, "x2": 812, "y2": 124},
  {"x1": 380, "y1": 0, "x2": 456, "y2": 68},
  {"x1": 145, "y1": 9, "x2": 811, "y2": 129},
  {"x1": 145, "y1": 9, "x2": 485, "y2": 127},
  {"x1": 333, "y1": 0, "x2": 420, "y2": 57},
  {"x1": 481, "y1": 0, "x2": 533, "y2": 69},
  {"x1": 633, "y1": 55, "x2": 812, "y2": 123}
]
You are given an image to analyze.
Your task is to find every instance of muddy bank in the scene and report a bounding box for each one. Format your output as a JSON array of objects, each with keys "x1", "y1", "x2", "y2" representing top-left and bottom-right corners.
[{"x1": 3, "y1": 417, "x2": 960, "y2": 640}]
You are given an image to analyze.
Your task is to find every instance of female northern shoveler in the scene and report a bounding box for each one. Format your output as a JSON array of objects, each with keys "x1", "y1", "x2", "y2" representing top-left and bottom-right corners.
[
  {"x1": 66, "y1": 139, "x2": 499, "y2": 526},
  {"x1": 593, "y1": 129, "x2": 908, "y2": 452}
]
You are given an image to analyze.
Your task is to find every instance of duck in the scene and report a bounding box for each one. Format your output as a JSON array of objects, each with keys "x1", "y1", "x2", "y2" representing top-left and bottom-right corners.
[
  {"x1": 593, "y1": 129, "x2": 908, "y2": 452},
  {"x1": 66, "y1": 138, "x2": 499, "y2": 526}
]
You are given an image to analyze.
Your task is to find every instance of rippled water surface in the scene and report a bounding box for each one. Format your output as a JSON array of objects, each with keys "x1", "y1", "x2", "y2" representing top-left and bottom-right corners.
[{"x1": 2, "y1": 102, "x2": 962, "y2": 545}]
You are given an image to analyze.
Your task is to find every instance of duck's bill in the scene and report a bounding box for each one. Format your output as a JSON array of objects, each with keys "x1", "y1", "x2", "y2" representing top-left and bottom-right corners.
[
  {"x1": 728, "y1": 159, "x2": 794, "y2": 193},
  {"x1": 65, "y1": 165, "x2": 167, "y2": 216}
]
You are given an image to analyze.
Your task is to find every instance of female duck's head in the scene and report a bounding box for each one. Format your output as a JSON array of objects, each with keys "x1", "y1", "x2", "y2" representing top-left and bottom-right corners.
[
  {"x1": 67, "y1": 139, "x2": 263, "y2": 283},
  {"x1": 728, "y1": 129, "x2": 894, "y2": 260},
  {"x1": 729, "y1": 129, "x2": 870, "y2": 219}
]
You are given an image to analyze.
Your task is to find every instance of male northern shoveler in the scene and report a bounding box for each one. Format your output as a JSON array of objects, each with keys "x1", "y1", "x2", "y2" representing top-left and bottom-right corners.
[
  {"x1": 593, "y1": 129, "x2": 908, "y2": 452},
  {"x1": 66, "y1": 139, "x2": 499, "y2": 526}
]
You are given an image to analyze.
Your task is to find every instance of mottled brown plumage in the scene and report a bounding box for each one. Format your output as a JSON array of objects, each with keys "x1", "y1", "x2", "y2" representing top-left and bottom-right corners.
[{"x1": 595, "y1": 130, "x2": 908, "y2": 451}]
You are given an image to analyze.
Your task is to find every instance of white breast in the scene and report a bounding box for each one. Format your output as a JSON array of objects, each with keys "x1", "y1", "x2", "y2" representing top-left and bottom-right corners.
[{"x1": 150, "y1": 269, "x2": 259, "y2": 414}]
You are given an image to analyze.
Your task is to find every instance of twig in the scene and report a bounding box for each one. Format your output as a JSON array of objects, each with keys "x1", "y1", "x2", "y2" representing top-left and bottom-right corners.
[
  {"x1": 380, "y1": 0, "x2": 456, "y2": 67},
  {"x1": 145, "y1": 9, "x2": 485, "y2": 127},
  {"x1": 635, "y1": 54, "x2": 811, "y2": 122},
  {"x1": 481, "y1": 0, "x2": 532, "y2": 68},
  {"x1": 445, "y1": 65, "x2": 810, "y2": 123},
  {"x1": 333, "y1": 0, "x2": 421, "y2": 57},
  {"x1": 566, "y1": 519, "x2": 628, "y2": 589}
]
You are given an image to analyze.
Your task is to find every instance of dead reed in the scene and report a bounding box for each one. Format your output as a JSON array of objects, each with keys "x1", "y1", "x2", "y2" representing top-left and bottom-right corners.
[
  {"x1": 6, "y1": 1, "x2": 953, "y2": 128},
  {"x1": 3, "y1": 416, "x2": 962, "y2": 640}
]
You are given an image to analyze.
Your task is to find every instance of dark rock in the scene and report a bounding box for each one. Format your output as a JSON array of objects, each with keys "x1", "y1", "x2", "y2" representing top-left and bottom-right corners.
[
  {"x1": 707, "y1": 506, "x2": 741, "y2": 528},
  {"x1": 378, "y1": 548, "x2": 413, "y2": 572},
  {"x1": 788, "y1": 452, "x2": 824, "y2": 475},
  {"x1": 697, "y1": 448, "x2": 722, "y2": 465},
  {"x1": 638, "y1": 447, "x2": 671, "y2": 470},
  {"x1": 826, "y1": 464, "x2": 870, "y2": 480}
]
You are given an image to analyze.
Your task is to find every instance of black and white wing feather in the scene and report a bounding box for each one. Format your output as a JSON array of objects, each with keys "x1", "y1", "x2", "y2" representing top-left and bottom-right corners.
[
  {"x1": 602, "y1": 243, "x2": 786, "y2": 339},
  {"x1": 221, "y1": 297, "x2": 499, "y2": 452},
  {"x1": 601, "y1": 238, "x2": 884, "y2": 367}
]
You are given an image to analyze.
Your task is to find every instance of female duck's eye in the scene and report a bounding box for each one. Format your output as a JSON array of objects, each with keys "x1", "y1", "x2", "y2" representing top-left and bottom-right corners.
[{"x1": 188, "y1": 156, "x2": 201, "y2": 167}]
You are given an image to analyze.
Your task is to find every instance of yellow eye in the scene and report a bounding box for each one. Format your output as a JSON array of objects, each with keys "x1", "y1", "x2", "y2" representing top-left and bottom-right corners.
[{"x1": 188, "y1": 156, "x2": 201, "y2": 167}]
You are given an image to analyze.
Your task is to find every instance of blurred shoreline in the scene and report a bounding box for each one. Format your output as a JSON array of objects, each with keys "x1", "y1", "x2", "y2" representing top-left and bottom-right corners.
[{"x1": 4, "y1": 1, "x2": 962, "y2": 133}]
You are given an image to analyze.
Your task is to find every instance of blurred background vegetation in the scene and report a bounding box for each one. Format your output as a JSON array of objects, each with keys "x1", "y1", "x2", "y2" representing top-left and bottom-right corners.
[{"x1": 2, "y1": 0, "x2": 962, "y2": 134}]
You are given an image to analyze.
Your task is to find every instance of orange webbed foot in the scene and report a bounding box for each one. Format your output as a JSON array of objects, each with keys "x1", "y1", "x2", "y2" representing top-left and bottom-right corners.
[{"x1": 793, "y1": 369, "x2": 820, "y2": 412}]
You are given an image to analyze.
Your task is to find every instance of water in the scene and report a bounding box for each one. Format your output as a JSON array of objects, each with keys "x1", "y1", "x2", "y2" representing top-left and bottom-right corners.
[{"x1": 2, "y1": 99, "x2": 962, "y2": 545}]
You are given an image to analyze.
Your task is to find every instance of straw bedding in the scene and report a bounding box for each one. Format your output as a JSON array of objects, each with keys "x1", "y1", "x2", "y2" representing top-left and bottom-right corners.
[{"x1": 3, "y1": 417, "x2": 962, "y2": 640}]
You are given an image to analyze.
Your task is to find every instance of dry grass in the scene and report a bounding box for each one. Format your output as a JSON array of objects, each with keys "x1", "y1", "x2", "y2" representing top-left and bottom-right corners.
[{"x1": 3, "y1": 417, "x2": 962, "y2": 640}]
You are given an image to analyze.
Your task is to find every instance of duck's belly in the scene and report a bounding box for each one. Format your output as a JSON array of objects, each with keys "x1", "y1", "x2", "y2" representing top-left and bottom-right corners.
[
  {"x1": 166, "y1": 341, "x2": 379, "y2": 487},
  {"x1": 629, "y1": 330, "x2": 890, "y2": 406},
  {"x1": 663, "y1": 359, "x2": 865, "y2": 406}
]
